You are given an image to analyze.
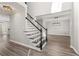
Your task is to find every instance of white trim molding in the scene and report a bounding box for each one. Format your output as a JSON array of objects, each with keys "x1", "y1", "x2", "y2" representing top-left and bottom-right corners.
[
  {"x1": 70, "y1": 45, "x2": 79, "y2": 55},
  {"x1": 10, "y1": 40, "x2": 41, "y2": 52}
]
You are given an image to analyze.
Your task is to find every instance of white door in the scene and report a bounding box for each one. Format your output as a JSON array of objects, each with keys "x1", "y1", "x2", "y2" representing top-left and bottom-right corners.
[
  {"x1": 1, "y1": 22, "x2": 9, "y2": 40},
  {"x1": 0, "y1": 22, "x2": 8, "y2": 51}
]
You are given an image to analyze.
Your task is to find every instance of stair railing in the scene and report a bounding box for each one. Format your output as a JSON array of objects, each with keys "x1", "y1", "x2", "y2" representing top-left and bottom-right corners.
[
  {"x1": 26, "y1": 17, "x2": 43, "y2": 50},
  {"x1": 25, "y1": 2, "x2": 47, "y2": 50},
  {"x1": 27, "y1": 13, "x2": 48, "y2": 42}
]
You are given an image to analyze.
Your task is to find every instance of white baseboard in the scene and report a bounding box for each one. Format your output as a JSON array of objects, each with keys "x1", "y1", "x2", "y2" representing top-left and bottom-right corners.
[
  {"x1": 70, "y1": 45, "x2": 79, "y2": 55},
  {"x1": 48, "y1": 34, "x2": 70, "y2": 37},
  {"x1": 10, "y1": 40, "x2": 41, "y2": 51}
]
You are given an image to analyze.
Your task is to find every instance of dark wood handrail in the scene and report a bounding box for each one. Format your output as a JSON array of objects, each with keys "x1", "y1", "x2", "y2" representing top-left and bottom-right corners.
[
  {"x1": 27, "y1": 13, "x2": 48, "y2": 42},
  {"x1": 27, "y1": 13, "x2": 47, "y2": 30},
  {"x1": 26, "y1": 17, "x2": 41, "y2": 31}
]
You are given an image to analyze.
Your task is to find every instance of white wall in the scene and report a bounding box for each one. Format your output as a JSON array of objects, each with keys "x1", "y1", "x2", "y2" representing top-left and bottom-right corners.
[
  {"x1": 27, "y1": 2, "x2": 52, "y2": 17},
  {"x1": 51, "y1": 2, "x2": 62, "y2": 13},
  {"x1": 46, "y1": 15, "x2": 70, "y2": 36},
  {"x1": 37, "y1": 10, "x2": 71, "y2": 36},
  {"x1": 62, "y1": 2, "x2": 73, "y2": 11},
  {"x1": 41, "y1": 10, "x2": 71, "y2": 36},
  {"x1": 70, "y1": 2, "x2": 79, "y2": 55},
  {"x1": 9, "y1": 3, "x2": 33, "y2": 47},
  {"x1": 0, "y1": 14, "x2": 9, "y2": 22},
  {"x1": 61, "y1": 2, "x2": 73, "y2": 36},
  {"x1": 10, "y1": 10, "x2": 33, "y2": 46}
]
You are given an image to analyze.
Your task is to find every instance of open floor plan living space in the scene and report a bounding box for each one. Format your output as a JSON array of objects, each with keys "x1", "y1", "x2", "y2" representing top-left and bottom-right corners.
[{"x1": 0, "y1": 2, "x2": 79, "y2": 56}]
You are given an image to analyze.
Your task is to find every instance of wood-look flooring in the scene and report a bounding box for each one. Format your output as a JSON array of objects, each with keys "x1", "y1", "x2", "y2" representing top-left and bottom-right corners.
[{"x1": 0, "y1": 35, "x2": 78, "y2": 56}]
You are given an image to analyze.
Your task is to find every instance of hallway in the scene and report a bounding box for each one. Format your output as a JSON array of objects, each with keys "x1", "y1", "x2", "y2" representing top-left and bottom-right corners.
[{"x1": 0, "y1": 35, "x2": 77, "y2": 56}]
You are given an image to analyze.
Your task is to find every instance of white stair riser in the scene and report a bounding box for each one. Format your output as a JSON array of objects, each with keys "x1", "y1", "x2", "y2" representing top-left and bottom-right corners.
[
  {"x1": 26, "y1": 33, "x2": 41, "y2": 38},
  {"x1": 33, "y1": 38, "x2": 46, "y2": 46},
  {"x1": 25, "y1": 17, "x2": 47, "y2": 50}
]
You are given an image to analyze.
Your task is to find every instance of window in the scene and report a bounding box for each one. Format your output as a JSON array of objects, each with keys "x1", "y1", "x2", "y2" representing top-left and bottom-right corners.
[{"x1": 51, "y1": 2, "x2": 63, "y2": 13}]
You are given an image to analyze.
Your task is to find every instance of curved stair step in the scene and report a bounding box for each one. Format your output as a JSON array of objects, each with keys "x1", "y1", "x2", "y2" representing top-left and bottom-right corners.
[{"x1": 36, "y1": 40, "x2": 46, "y2": 48}]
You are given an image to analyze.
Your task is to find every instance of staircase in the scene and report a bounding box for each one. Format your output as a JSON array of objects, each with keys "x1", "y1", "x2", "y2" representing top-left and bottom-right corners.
[{"x1": 24, "y1": 13, "x2": 47, "y2": 51}]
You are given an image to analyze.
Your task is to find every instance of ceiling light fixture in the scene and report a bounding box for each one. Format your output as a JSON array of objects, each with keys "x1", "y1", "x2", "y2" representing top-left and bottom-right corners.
[{"x1": 3, "y1": 5, "x2": 12, "y2": 12}]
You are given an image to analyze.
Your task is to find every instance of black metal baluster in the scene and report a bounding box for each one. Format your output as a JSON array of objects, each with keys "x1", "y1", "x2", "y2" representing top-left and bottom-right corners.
[
  {"x1": 40, "y1": 28, "x2": 42, "y2": 50},
  {"x1": 46, "y1": 29, "x2": 48, "y2": 42}
]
